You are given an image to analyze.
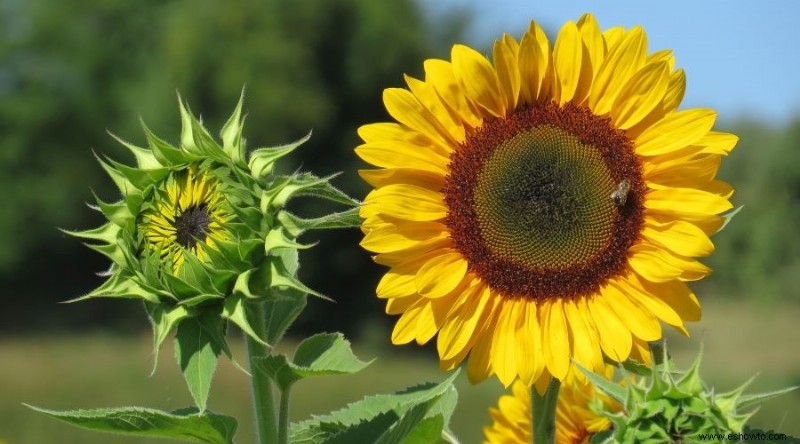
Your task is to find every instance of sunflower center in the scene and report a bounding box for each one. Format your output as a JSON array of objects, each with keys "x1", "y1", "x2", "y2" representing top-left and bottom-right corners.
[
  {"x1": 474, "y1": 125, "x2": 616, "y2": 268},
  {"x1": 174, "y1": 203, "x2": 211, "y2": 249},
  {"x1": 444, "y1": 102, "x2": 644, "y2": 300}
]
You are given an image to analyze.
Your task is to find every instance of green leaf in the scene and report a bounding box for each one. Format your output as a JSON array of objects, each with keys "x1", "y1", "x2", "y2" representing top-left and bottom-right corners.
[
  {"x1": 222, "y1": 293, "x2": 270, "y2": 346},
  {"x1": 737, "y1": 385, "x2": 798, "y2": 410},
  {"x1": 220, "y1": 88, "x2": 246, "y2": 165},
  {"x1": 146, "y1": 303, "x2": 191, "y2": 374},
  {"x1": 107, "y1": 131, "x2": 161, "y2": 169},
  {"x1": 718, "y1": 204, "x2": 744, "y2": 233},
  {"x1": 290, "y1": 370, "x2": 460, "y2": 444},
  {"x1": 248, "y1": 132, "x2": 310, "y2": 179},
  {"x1": 264, "y1": 286, "x2": 307, "y2": 346},
  {"x1": 576, "y1": 363, "x2": 627, "y2": 405},
  {"x1": 174, "y1": 317, "x2": 222, "y2": 412},
  {"x1": 258, "y1": 333, "x2": 371, "y2": 390},
  {"x1": 277, "y1": 207, "x2": 362, "y2": 237},
  {"x1": 141, "y1": 120, "x2": 192, "y2": 166},
  {"x1": 26, "y1": 405, "x2": 237, "y2": 444}
]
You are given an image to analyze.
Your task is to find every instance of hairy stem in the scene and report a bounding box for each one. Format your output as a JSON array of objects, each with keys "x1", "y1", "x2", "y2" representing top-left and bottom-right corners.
[{"x1": 246, "y1": 302, "x2": 278, "y2": 444}]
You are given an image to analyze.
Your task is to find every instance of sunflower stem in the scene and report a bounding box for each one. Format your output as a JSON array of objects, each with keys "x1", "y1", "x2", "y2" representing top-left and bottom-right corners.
[
  {"x1": 278, "y1": 386, "x2": 291, "y2": 444},
  {"x1": 531, "y1": 378, "x2": 560, "y2": 444},
  {"x1": 246, "y1": 302, "x2": 278, "y2": 444}
]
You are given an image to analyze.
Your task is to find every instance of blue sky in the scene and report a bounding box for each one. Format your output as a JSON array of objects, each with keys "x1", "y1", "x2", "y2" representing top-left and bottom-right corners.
[{"x1": 425, "y1": 0, "x2": 800, "y2": 124}]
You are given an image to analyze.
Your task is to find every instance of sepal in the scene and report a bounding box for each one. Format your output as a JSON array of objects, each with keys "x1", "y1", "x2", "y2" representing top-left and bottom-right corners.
[{"x1": 248, "y1": 132, "x2": 311, "y2": 179}]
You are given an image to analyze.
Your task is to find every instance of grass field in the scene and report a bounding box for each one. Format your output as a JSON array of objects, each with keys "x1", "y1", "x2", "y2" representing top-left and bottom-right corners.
[{"x1": 2, "y1": 298, "x2": 799, "y2": 444}]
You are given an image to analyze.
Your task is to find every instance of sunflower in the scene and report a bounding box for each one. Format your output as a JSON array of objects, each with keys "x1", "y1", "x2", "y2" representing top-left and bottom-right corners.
[
  {"x1": 140, "y1": 166, "x2": 232, "y2": 274},
  {"x1": 357, "y1": 13, "x2": 737, "y2": 388},
  {"x1": 483, "y1": 378, "x2": 616, "y2": 444}
]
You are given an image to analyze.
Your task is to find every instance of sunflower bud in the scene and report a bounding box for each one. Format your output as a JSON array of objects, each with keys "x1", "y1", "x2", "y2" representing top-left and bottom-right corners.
[
  {"x1": 66, "y1": 92, "x2": 359, "y2": 371},
  {"x1": 586, "y1": 345, "x2": 796, "y2": 443}
]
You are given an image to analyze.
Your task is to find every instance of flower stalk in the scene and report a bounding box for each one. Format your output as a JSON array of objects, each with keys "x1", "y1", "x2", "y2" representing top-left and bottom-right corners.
[
  {"x1": 246, "y1": 301, "x2": 278, "y2": 444},
  {"x1": 531, "y1": 378, "x2": 560, "y2": 444}
]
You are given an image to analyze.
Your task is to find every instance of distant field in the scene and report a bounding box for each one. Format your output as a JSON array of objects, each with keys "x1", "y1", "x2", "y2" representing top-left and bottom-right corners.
[{"x1": 1, "y1": 298, "x2": 799, "y2": 444}]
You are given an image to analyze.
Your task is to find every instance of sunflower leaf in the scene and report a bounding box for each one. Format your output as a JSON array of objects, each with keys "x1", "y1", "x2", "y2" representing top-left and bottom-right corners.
[
  {"x1": 174, "y1": 316, "x2": 222, "y2": 412},
  {"x1": 289, "y1": 370, "x2": 459, "y2": 444},
  {"x1": 249, "y1": 132, "x2": 311, "y2": 179},
  {"x1": 277, "y1": 208, "x2": 362, "y2": 237},
  {"x1": 220, "y1": 88, "x2": 246, "y2": 166},
  {"x1": 576, "y1": 363, "x2": 627, "y2": 404},
  {"x1": 146, "y1": 303, "x2": 191, "y2": 374},
  {"x1": 25, "y1": 405, "x2": 237, "y2": 444},
  {"x1": 257, "y1": 333, "x2": 370, "y2": 391},
  {"x1": 718, "y1": 204, "x2": 744, "y2": 233},
  {"x1": 222, "y1": 293, "x2": 270, "y2": 346}
]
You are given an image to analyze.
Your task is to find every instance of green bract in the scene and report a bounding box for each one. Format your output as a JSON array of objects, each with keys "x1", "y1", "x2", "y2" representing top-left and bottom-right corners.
[
  {"x1": 583, "y1": 346, "x2": 796, "y2": 444},
  {"x1": 66, "y1": 92, "x2": 359, "y2": 409}
]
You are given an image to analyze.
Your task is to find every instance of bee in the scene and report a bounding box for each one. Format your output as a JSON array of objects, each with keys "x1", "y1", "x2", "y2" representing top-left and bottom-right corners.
[{"x1": 610, "y1": 179, "x2": 631, "y2": 207}]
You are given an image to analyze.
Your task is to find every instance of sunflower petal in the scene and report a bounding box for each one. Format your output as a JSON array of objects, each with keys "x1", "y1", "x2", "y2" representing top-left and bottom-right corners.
[
  {"x1": 361, "y1": 184, "x2": 447, "y2": 221},
  {"x1": 383, "y1": 88, "x2": 457, "y2": 149},
  {"x1": 423, "y1": 59, "x2": 482, "y2": 128},
  {"x1": 605, "y1": 280, "x2": 662, "y2": 341},
  {"x1": 646, "y1": 186, "x2": 733, "y2": 215},
  {"x1": 641, "y1": 220, "x2": 715, "y2": 257},
  {"x1": 493, "y1": 34, "x2": 521, "y2": 111},
  {"x1": 590, "y1": 26, "x2": 647, "y2": 115},
  {"x1": 415, "y1": 252, "x2": 469, "y2": 298},
  {"x1": 612, "y1": 61, "x2": 670, "y2": 129},
  {"x1": 553, "y1": 21, "x2": 583, "y2": 104},
  {"x1": 636, "y1": 109, "x2": 717, "y2": 156},
  {"x1": 587, "y1": 294, "x2": 632, "y2": 362},
  {"x1": 518, "y1": 21, "x2": 550, "y2": 104},
  {"x1": 541, "y1": 299, "x2": 570, "y2": 380},
  {"x1": 438, "y1": 282, "x2": 491, "y2": 360},
  {"x1": 452, "y1": 44, "x2": 505, "y2": 117},
  {"x1": 492, "y1": 299, "x2": 520, "y2": 387}
]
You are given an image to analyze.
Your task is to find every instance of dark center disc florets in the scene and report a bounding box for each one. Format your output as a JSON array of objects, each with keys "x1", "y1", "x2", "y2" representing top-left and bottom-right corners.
[
  {"x1": 443, "y1": 102, "x2": 645, "y2": 301},
  {"x1": 174, "y1": 203, "x2": 211, "y2": 249}
]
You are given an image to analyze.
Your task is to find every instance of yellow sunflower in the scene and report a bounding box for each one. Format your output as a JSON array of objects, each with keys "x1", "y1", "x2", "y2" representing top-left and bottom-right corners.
[
  {"x1": 140, "y1": 166, "x2": 232, "y2": 274},
  {"x1": 483, "y1": 378, "x2": 617, "y2": 444},
  {"x1": 357, "y1": 13, "x2": 737, "y2": 388}
]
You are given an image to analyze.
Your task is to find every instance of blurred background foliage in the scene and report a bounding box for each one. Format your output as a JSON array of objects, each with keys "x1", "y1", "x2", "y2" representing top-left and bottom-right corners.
[{"x1": 0, "y1": 0, "x2": 798, "y2": 441}]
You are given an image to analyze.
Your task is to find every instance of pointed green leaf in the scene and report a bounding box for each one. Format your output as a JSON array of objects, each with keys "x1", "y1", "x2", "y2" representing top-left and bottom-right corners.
[
  {"x1": 718, "y1": 205, "x2": 744, "y2": 233},
  {"x1": 26, "y1": 405, "x2": 236, "y2": 444},
  {"x1": 270, "y1": 256, "x2": 330, "y2": 301},
  {"x1": 107, "y1": 131, "x2": 162, "y2": 169},
  {"x1": 62, "y1": 223, "x2": 120, "y2": 243},
  {"x1": 142, "y1": 120, "x2": 191, "y2": 166},
  {"x1": 175, "y1": 317, "x2": 222, "y2": 412},
  {"x1": 220, "y1": 89, "x2": 246, "y2": 165},
  {"x1": 222, "y1": 293, "x2": 269, "y2": 346},
  {"x1": 737, "y1": 386, "x2": 798, "y2": 410},
  {"x1": 146, "y1": 303, "x2": 191, "y2": 374},
  {"x1": 277, "y1": 207, "x2": 362, "y2": 237},
  {"x1": 265, "y1": 228, "x2": 317, "y2": 255},
  {"x1": 68, "y1": 272, "x2": 159, "y2": 303},
  {"x1": 258, "y1": 333, "x2": 370, "y2": 390},
  {"x1": 290, "y1": 370, "x2": 460, "y2": 444},
  {"x1": 248, "y1": 132, "x2": 310, "y2": 179},
  {"x1": 576, "y1": 363, "x2": 627, "y2": 405},
  {"x1": 264, "y1": 286, "x2": 307, "y2": 345},
  {"x1": 88, "y1": 192, "x2": 132, "y2": 226},
  {"x1": 96, "y1": 154, "x2": 133, "y2": 195}
]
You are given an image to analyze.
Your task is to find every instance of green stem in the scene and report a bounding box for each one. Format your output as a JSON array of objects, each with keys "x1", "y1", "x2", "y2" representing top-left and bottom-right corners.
[
  {"x1": 278, "y1": 386, "x2": 291, "y2": 444},
  {"x1": 246, "y1": 302, "x2": 278, "y2": 444},
  {"x1": 531, "y1": 378, "x2": 560, "y2": 444}
]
